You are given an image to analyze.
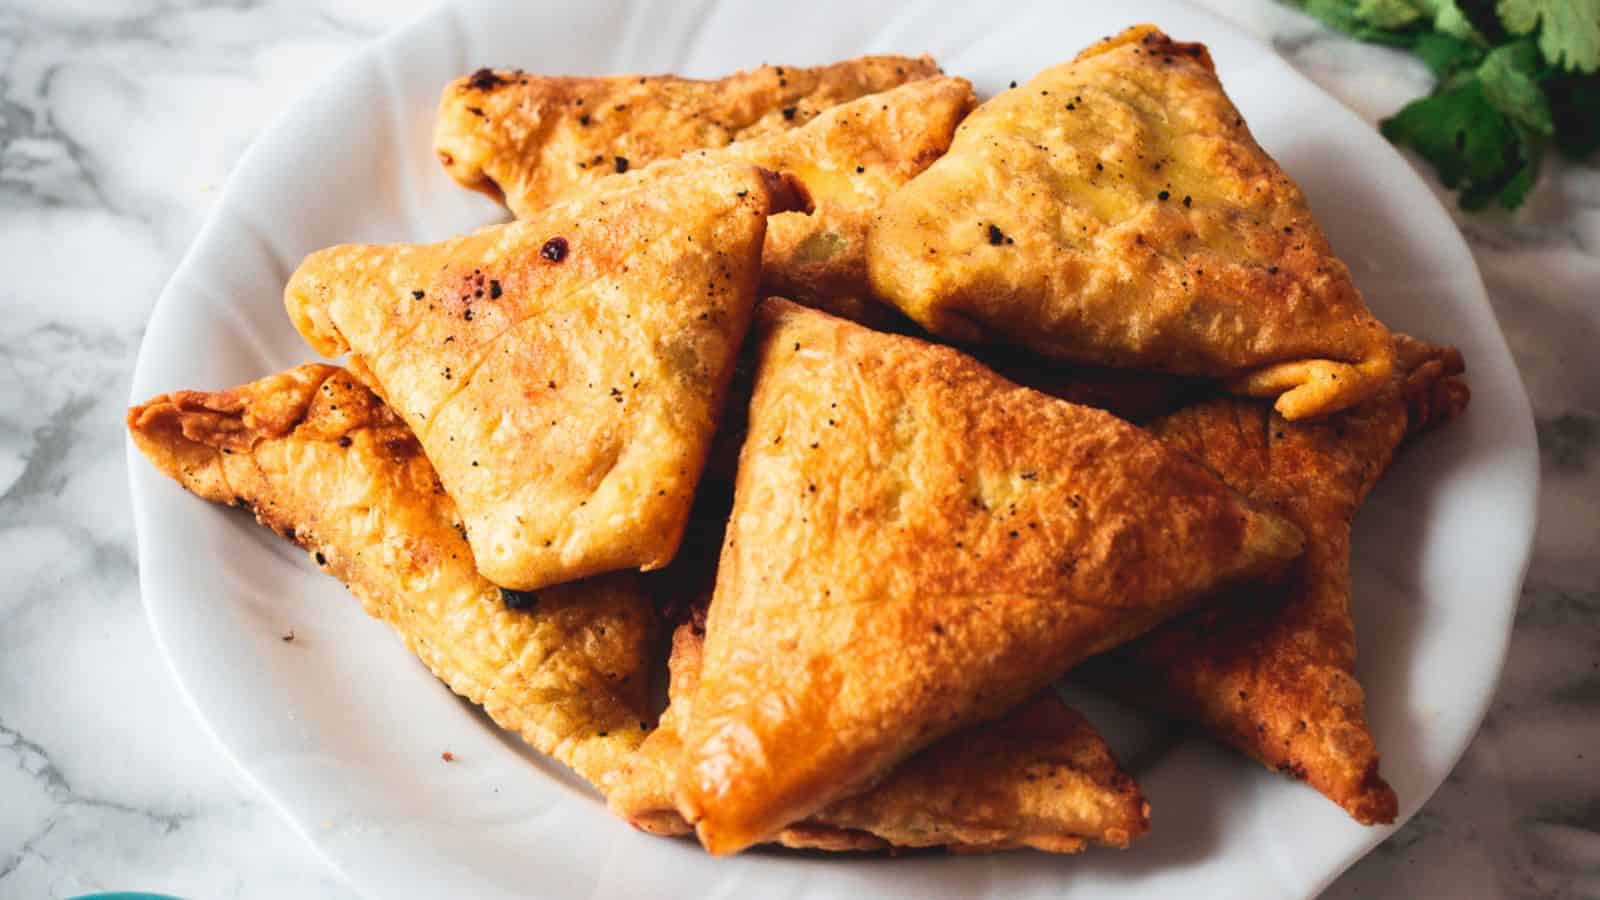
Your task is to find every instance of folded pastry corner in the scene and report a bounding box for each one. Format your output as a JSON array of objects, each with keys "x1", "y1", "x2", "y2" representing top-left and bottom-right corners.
[
  {"x1": 127, "y1": 366, "x2": 659, "y2": 789},
  {"x1": 435, "y1": 55, "x2": 940, "y2": 217},
  {"x1": 712, "y1": 75, "x2": 976, "y2": 320},
  {"x1": 1080, "y1": 335, "x2": 1468, "y2": 824},
  {"x1": 675, "y1": 299, "x2": 1302, "y2": 854},
  {"x1": 285, "y1": 161, "x2": 807, "y2": 591},
  {"x1": 867, "y1": 24, "x2": 1393, "y2": 420},
  {"x1": 608, "y1": 612, "x2": 1149, "y2": 854},
  {"x1": 441, "y1": 64, "x2": 974, "y2": 328}
]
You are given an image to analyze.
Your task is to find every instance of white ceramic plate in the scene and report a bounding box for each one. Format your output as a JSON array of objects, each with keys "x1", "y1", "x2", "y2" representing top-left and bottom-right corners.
[{"x1": 127, "y1": 1, "x2": 1538, "y2": 897}]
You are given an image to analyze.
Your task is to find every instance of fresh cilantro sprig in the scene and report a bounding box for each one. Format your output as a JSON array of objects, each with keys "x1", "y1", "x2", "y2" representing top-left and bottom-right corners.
[{"x1": 1286, "y1": 0, "x2": 1600, "y2": 210}]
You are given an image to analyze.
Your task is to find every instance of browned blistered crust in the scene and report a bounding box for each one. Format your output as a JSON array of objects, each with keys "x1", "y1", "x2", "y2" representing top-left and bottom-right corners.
[
  {"x1": 284, "y1": 162, "x2": 807, "y2": 592},
  {"x1": 675, "y1": 299, "x2": 1305, "y2": 854},
  {"x1": 1080, "y1": 335, "x2": 1468, "y2": 825},
  {"x1": 867, "y1": 25, "x2": 1394, "y2": 420},
  {"x1": 127, "y1": 366, "x2": 658, "y2": 790},
  {"x1": 440, "y1": 69, "x2": 973, "y2": 329},
  {"x1": 435, "y1": 55, "x2": 940, "y2": 215},
  {"x1": 608, "y1": 608, "x2": 1149, "y2": 854}
]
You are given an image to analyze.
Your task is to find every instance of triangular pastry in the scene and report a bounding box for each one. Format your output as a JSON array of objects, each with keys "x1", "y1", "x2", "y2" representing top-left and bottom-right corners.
[
  {"x1": 867, "y1": 25, "x2": 1394, "y2": 420},
  {"x1": 677, "y1": 299, "x2": 1305, "y2": 853},
  {"x1": 127, "y1": 365, "x2": 659, "y2": 788},
  {"x1": 285, "y1": 162, "x2": 809, "y2": 590},
  {"x1": 441, "y1": 70, "x2": 974, "y2": 326},
  {"x1": 435, "y1": 55, "x2": 938, "y2": 217},
  {"x1": 1080, "y1": 335, "x2": 1468, "y2": 824},
  {"x1": 694, "y1": 76, "x2": 975, "y2": 321},
  {"x1": 610, "y1": 609, "x2": 1149, "y2": 853}
]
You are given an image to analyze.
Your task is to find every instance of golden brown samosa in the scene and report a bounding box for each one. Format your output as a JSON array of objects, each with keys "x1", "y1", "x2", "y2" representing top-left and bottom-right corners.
[
  {"x1": 435, "y1": 55, "x2": 938, "y2": 216},
  {"x1": 126, "y1": 366, "x2": 658, "y2": 788},
  {"x1": 867, "y1": 25, "x2": 1394, "y2": 420},
  {"x1": 677, "y1": 299, "x2": 1306, "y2": 854},
  {"x1": 692, "y1": 76, "x2": 975, "y2": 321},
  {"x1": 610, "y1": 610, "x2": 1148, "y2": 853},
  {"x1": 1080, "y1": 335, "x2": 1469, "y2": 824},
  {"x1": 285, "y1": 162, "x2": 809, "y2": 591},
  {"x1": 440, "y1": 71, "x2": 974, "y2": 325}
]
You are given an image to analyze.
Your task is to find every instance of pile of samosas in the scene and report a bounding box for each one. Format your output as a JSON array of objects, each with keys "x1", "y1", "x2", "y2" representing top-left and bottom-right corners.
[{"x1": 130, "y1": 25, "x2": 1469, "y2": 857}]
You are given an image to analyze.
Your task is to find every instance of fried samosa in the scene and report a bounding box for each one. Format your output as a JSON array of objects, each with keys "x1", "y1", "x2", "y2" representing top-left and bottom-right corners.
[
  {"x1": 435, "y1": 55, "x2": 938, "y2": 216},
  {"x1": 285, "y1": 162, "x2": 809, "y2": 591},
  {"x1": 677, "y1": 299, "x2": 1305, "y2": 854},
  {"x1": 126, "y1": 365, "x2": 658, "y2": 788},
  {"x1": 1080, "y1": 335, "x2": 1469, "y2": 824},
  {"x1": 440, "y1": 69, "x2": 974, "y2": 325},
  {"x1": 693, "y1": 76, "x2": 975, "y2": 322},
  {"x1": 867, "y1": 25, "x2": 1394, "y2": 420},
  {"x1": 610, "y1": 610, "x2": 1149, "y2": 853}
]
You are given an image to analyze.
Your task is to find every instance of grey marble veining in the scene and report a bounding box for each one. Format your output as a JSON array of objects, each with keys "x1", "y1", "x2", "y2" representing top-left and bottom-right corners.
[{"x1": 0, "y1": 2, "x2": 1594, "y2": 897}]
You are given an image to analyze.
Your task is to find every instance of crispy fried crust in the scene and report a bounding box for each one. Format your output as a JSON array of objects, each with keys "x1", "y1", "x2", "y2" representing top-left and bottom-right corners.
[
  {"x1": 440, "y1": 68, "x2": 972, "y2": 328},
  {"x1": 697, "y1": 77, "x2": 975, "y2": 322},
  {"x1": 676, "y1": 299, "x2": 1305, "y2": 854},
  {"x1": 1080, "y1": 336, "x2": 1468, "y2": 824},
  {"x1": 608, "y1": 615, "x2": 1148, "y2": 853},
  {"x1": 435, "y1": 55, "x2": 939, "y2": 216},
  {"x1": 285, "y1": 162, "x2": 808, "y2": 591},
  {"x1": 866, "y1": 25, "x2": 1394, "y2": 420},
  {"x1": 126, "y1": 366, "x2": 657, "y2": 789}
]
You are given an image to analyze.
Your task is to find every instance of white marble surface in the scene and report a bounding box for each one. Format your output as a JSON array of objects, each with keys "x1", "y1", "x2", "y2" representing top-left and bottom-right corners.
[{"x1": 0, "y1": 1, "x2": 1594, "y2": 897}]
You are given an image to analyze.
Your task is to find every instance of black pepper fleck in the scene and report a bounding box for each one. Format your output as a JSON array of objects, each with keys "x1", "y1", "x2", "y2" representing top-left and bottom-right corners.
[
  {"x1": 541, "y1": 236, "x2": 569, "y2": 262},
  {"x1": 614, "y1": 156, "x2": 629, "y2": 173}
]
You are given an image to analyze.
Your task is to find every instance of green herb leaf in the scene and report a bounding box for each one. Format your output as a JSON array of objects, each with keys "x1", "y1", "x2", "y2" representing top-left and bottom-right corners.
[
  {"x1": 1295, "y1": 0, "x2": 1424, "y2": 43},
  {"x1": 1429, "y1": 0, "x2": 1493, "y2": 43},
  {"x1": 1379, "y1": 76, "x2": 1542, "y2": 209},
  {"x1": 1357, "y1": 0, "x2": 1429, "y2": 29},
  {"x1": 1497, "y1": 0, "x2": 1600, "y2": 72},
  {"x1": 1478, "y1": 40, "x2": 1556, "y2": 132},
  {"x1": 1414, "y1": 30, "x2": 1487, "y2": 74}
]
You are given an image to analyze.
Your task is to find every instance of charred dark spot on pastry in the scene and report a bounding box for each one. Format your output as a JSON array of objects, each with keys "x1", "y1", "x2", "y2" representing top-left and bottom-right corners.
[
  {"x1": 782, "y1": 106, "x2": 797, "y2": 121},
  {"x1": 579, "y1": 113, "x2": 591, "y2": 126},
  {"x1": 489, "y1": 279, "x2": 502, "y2": 299},
  {"x1": 412, "y1": 289, "x2": 425, "y2": 299},
  {"x1": 337, "y1": 435, "x2": 352, "y2": 448},
  {"x1": 1157, "y1": 190, "x2": 1170, "y2": 201},
  {"x1": 466, "y1": 106, "x2": 484, "y2": 117},
  {"x1": 613, "y1": 156, "x2": 629, "y2": 173},
  {"x1": 501, "y1": 587, "x2": 539, "y2": 609},
  {"x1": 541, "y1": 236, "x2": 569, "y2": 262},
  {"x1": 315, "y1": 551, "x2": 327, "y2": 566},
  {"x1": 467, "y1": 68, "x2": 507, "y2": 92},
  {"x1": 1183, "y1": 195, "x2": 1192, "y2": 207},
  {"x1": 987, "y1": 224, "x2": 1010, "y2": 245},
  {"x1": 382, "y1": 436, "x2": 420, "y2": 460}
]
